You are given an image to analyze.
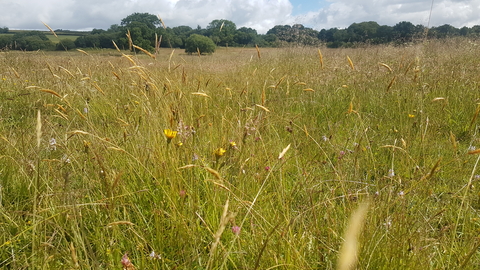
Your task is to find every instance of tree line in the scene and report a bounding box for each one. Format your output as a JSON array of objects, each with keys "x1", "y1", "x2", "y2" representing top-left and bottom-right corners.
[{"x1": 1, "y1": 12, "x2": 480, "y2": 52}]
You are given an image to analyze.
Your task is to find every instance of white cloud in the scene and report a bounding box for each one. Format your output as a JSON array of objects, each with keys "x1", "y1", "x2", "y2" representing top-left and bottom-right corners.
[
  {"x1": 0, "y1": 0, "x2": 479, "y2": 34},
  {"x1": 0, "y1": 0, "x2": 293, "y2": 33},
  {"x1": 291, "y1": 0, "x2": 480, "y2": 31}
]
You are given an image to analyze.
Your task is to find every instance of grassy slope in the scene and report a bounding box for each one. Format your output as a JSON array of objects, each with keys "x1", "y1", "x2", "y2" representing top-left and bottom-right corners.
[{"x1": 1, "y1": 40, "x2": 480, "y2": 269}]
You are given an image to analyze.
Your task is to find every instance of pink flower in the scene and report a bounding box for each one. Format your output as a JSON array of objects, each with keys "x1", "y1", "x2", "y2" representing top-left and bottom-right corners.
[
  {"x1": 232, "y1": 225, "x2": 241, "y2": 235},
  {"x1": 121, "y1": 253, "x2": 134, "y2": 269}
]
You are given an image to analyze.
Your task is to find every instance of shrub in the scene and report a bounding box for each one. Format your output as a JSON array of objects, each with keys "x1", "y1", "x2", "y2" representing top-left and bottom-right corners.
[{"x1": 185, "y1": 34, "x2": 215, "y2": 54}]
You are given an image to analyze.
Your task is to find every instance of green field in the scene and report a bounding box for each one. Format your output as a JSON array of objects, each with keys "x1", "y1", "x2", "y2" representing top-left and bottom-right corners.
[
  {"x1": 1, "y1": 30, "x2": 85, "y2": 43},
  {"x1": 1, "y1": 39, "x2": 480, "y2": 269}
]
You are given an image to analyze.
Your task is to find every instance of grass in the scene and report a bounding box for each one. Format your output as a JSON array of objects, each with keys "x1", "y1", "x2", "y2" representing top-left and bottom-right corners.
[{"x1": 1, "y1": 39, "x2": 480, "y2": 269}]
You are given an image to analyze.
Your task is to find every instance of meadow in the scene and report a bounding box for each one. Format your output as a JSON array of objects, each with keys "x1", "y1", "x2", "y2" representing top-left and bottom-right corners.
[{"x1": 1, "y1": 39, "x2": 480, "y2": 269}]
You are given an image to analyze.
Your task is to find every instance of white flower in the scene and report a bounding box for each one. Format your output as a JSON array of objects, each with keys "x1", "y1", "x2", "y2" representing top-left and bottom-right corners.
[{"x1": 49, "y1": 138, "x2": 57, "y2": 150}]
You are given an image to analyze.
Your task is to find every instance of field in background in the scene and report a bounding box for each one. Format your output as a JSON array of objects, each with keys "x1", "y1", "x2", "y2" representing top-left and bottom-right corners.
[
  {"x1": 1, "y1": 39, "x2": 480, "y2": 269},
  {"x1": 1, "y1": 29, "x2": 86, "y2": 43}
]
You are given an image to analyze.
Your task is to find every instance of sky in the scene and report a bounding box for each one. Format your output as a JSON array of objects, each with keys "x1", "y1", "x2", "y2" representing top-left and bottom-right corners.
[{"x1": 1, "y1": 0, "x2": 479, "y2": 34}]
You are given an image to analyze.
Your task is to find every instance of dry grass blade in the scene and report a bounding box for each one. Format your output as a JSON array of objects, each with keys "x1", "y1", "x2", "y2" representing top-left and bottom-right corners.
[
  {"x1": 59, "y1": 66, "x2": 74, "y2": 78},
  {"x1": 69, "y1": 242, "x2": 79, "y2": 269},
  {"x1": 255, "y1": 104, "x2": 270, "y2": 112},
  {"x1": 207, "y1": 199, "x2": 233, "y2": 269},
  {"x1": 347, "y1": 56, "x2": 355, "y2": 70},
  {"x1": 158, "y1": 16, "x2": 167, "y2": 29},
  {"x1": 36, "y1": 110, "x2": 42, "y2": 149},
  {"x1": 178, "y1": 164, "x2": 199, "y2": 169},
  {"x1": 42, "y1": 21, "x2": 58, "y2": 38},
  {"x1": 278, "y1": 144, "x2": 291, "y2": 159},
  {"x1": 318, "y1": 49, "x2": 324, "y2": 69},
  {"x1": 378, "y1": 62, "x2": 393, "y2": 72},
  {"x1": 133, "y1": 45, "x2": 156, "y2": 59},
  {"x1": 204, "y1": 167, "x2": 222, "y2": 180},
  {"x1": 255, "y1": 44, "x2": 261, "y2": 59},
  {"x1": 337, "y1": 202, "x2": 369, "y2": 270},
  {"x1": 191, "y1": 92, "x2": 210, "y2": 98},
  {"x1": 386, "y1": 76, "x2": 396, "y2": 91},
  {"x1": 10, "y1": 67, "x2": 20, "y2": 78},
  {"x1": 303, "y1": 88, "x2": 315, "y2": 92},
  {"x1": 126, "y1": 30, "x2": 133, "y2": 51},
  {"x1": 469, "y1": 104, "x2": 480, "y2": 130},
  {"x1": 106, "y1": 221, "x2": 135, "y2": 227},
  {"x1": 76, "y1": 49, "x2": 90, "y2": 56},
  {"x1": 468, "y1": 149, "x2": 480, "y2": 155},
  {"x1": 54, "y1": 109, "x2": 69, "y2": 121},
  {"x1": 92, "y1": 82, "x2": 105, "y2": 94},
  {"x1": 122, "y1": 54, "x2": 137, "y2": 65},
  {"x1": 112, "y1": 40, "x2": 121, "y2": 52},
  {"x1": 450, "y1": 131, "x2": 457, "y2": 150},
  {"x1": 39, "y1": 89, "x2": 62, "y2": 98}
]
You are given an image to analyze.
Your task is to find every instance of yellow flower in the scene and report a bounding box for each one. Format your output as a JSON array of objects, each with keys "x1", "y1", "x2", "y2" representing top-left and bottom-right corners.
[
  {"x1": 408, "y1": 114, "x2": 415, "y2": 118},
  {"x1": 164, "y1": 129, "x2": 177, "y2": 142},
  {"x1": 214, "y1": 148, "x2": 226, "y2": 157}
]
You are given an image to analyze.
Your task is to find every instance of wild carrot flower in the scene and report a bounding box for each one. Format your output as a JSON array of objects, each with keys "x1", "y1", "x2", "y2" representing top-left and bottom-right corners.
[{"x1": 163, "y1": 129, "x2": 177, "y2": 143}]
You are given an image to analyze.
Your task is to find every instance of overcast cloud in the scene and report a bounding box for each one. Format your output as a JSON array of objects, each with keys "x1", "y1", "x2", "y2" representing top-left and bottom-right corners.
[{"x1": 1, "y1": 0, "x2": 479, "y2": 34}]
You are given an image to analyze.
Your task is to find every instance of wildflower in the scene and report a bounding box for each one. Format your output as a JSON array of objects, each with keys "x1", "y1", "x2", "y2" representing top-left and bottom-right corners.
[
  {"x1": 387, "y1": 169, "x2": 395, "y2": 177},
  {"x1": 179, "y1": 190, "x2": 186, "y2": 198},
  {"x1": 265, "y1": 166, "x2": 270, "y2": 171},
  {"x1": 121, "y1": 253, "x2": 135, "y2": 270},
  {"x1": 338, "y1": 151, "x2": 346, "y2": 159},
  {"x1": 214, "y1": 148, "x2": 226, "y2": 157},
  {"x1": 163, "y1": 129, "x2": 177, "y2": 143},
  {"x1": 149, "y1": 251, "x2": 161, "y2": 259},
  {"x1": 176, "y1": 141, "x2": 183, "y2": 147},
  {"x1": 408, "y1": 114, "x2": 415, "y2": 118},
  {"x1": 49, "y1": 138, "x2": 57, "y2": 150},
  {"x1": 229, "y1": 141, "x2": 238, "y2": 150},
  {"x1": 232, "y1": 225, "x2": 241, "y2": 235}
]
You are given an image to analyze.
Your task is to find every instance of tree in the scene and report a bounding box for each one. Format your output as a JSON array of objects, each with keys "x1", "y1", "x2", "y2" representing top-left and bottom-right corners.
[
  {"x1": 11, "y1": 31, "x2": 54, "y2": 51},
  {"x1": 393, "y1": 21, "x2": 416, "y2": 42},
  {"x1": 56, "y1": 39, "x2": 76, "y2": 50},
  {"x1": 185, "y1": 34, "x2": 215, "y2": 54},
  {"x1": 121, "y1": 13, "x2": 160, "y2": 29},
  {"x1": 0, "y1": 27, "x2": 8, "y2": 33},
  {"x1": 172, "y1": 25, "x2": 193, "y2": 48},
  {"x1": 206, "y1": 19, "x2": 236, "y2": 46},
  {"x1": 347, "y1": 21, "x2": 380, "y2": 42},
  {"x1": 0, "y1": 35, "x2": 12, "y2": 49},
  {"x1": 234, "y1": 27, "x2": 257, "y2": 46}
]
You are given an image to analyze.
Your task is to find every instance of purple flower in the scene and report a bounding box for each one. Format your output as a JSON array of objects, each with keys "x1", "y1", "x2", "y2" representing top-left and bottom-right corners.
[{"x1": 232, "y1": 225, "x2": 241, "y2": 235}]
